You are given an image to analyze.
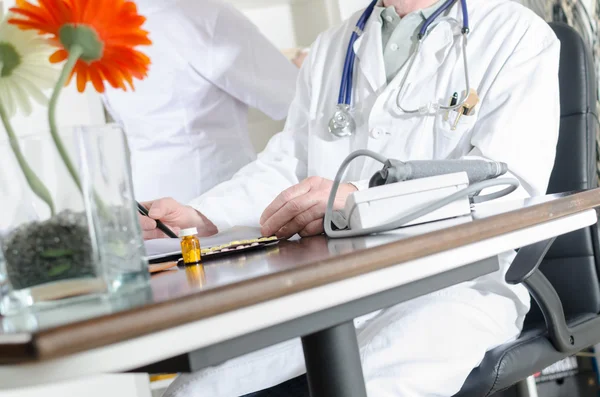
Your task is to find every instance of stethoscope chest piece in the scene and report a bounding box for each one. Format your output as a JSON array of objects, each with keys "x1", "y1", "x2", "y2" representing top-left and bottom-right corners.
[{"x1": 328, "y1": 104, "x2": 356, "y2": 137}]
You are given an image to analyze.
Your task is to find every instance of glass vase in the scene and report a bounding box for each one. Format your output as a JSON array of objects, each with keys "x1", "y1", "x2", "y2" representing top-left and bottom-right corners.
[{"x1": 0, "y1": 124, "x2": 149, "y2": 315}]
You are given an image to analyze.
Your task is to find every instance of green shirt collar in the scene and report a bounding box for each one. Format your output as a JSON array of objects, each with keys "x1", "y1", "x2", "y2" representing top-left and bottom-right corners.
[{"x1": 375, "y1": 0, "x2": 442, "y2": 24}]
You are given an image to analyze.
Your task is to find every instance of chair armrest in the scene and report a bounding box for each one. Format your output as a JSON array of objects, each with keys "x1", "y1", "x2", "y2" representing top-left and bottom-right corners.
[
  {"x1": 505, "y1": 238, "x2": 556, "y2": 284},
  {"x1": 505, "y1": 238, "x2": 576, "y2": 353},
  {"x1": 523, "y1": 271, "x2": 575, "y2": 352}
]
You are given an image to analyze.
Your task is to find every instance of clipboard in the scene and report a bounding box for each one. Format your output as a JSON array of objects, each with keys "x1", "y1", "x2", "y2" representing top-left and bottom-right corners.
[{"x1": 144, "y1": 226, "x2": 281, "y2": 264}]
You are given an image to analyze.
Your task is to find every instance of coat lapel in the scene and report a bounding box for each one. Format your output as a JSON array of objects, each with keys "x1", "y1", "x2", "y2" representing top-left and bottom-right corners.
[{"x1": 353, "y1": 16, "x2": 387, "y2": 94}]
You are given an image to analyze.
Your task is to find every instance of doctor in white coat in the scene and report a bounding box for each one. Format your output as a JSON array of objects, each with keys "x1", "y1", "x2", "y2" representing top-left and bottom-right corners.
[
  {"x1": 142, "y1": 0, "x2": 560, "y2": 395},
  {"x1": 102, "y1": 0, "x2": 299, "y2": 204}
]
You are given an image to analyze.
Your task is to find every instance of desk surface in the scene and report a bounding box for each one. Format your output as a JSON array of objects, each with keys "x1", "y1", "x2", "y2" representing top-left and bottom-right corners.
[{"x1": 1, "y1": 189, "x2": 599, "y2": 365}]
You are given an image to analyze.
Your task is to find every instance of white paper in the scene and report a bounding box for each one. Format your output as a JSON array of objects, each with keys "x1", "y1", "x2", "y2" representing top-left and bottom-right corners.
[{"x1": 144, "y1": 226, "x2": 264, "y2": 261}]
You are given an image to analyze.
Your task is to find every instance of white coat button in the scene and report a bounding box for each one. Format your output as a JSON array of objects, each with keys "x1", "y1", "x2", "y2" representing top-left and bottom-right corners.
[
  {"x1": 390, "y1": 43, "x2": 399, "y2": 51},
  {"x1": 385, "y1": 15, "x2": 394, "y2": 22},
  {"x1": 370, "y1": 128, "x2": 384, "y2": 139}
]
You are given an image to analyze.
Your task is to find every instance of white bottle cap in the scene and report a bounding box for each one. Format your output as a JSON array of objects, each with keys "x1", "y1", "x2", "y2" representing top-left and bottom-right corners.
[{"x1": 179, "y1": 227, "x2": 198, "y2": 238}]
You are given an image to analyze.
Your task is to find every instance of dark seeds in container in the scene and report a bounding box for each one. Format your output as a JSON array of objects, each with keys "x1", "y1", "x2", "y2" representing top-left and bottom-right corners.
[{"x1": 2, "y1": 210, "x2": 96, "y2": 290}]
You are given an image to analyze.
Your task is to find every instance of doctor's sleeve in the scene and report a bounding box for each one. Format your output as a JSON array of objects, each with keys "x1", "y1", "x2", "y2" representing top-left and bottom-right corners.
[
  {"x1": 187, "y1": 46, "x2": 315, "y2": 231},
  {"x1": 466, "y1": 24, "x2": 561, "y2": 199},
  {"x1": 204, "y1": 3, "x2": 298, "y2": 120}
]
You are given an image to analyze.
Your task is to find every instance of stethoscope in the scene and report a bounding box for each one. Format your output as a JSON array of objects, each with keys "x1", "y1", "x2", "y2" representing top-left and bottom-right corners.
[{"x1": 328, "y1": 0, "x2": 472, "y2": 138}]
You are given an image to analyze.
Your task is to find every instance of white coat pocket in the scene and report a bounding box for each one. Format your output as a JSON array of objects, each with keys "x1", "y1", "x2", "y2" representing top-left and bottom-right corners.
[
  {"x1": 434, "y1": 109, "x2": 477, "y2": 158},
  {"x1": 438, "y1": 109, "x2": 477, "y2": 138}
]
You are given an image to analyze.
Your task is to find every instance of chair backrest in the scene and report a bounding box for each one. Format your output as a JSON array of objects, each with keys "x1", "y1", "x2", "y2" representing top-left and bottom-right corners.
[{"x1": 526, "y1": 22, "x2": 600, "y2": 326}]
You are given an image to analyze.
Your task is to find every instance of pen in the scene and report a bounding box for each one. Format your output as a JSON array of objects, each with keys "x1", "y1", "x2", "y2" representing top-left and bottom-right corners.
[
  {"x1": 451, "y1": 89, "x2": 479, "y2": 131},
  {"x1": 451, "y1": 105, "x2": 469, "y2": 130},
  {"x1": 450, "y1": 92, "x2": 458, "y2": 107},
  {"x1": 136, "y1": 201, "x2": 179, "y2": 239},
  {"x1": 444, "y1": 92, "x2": 458, "y2": 121}
]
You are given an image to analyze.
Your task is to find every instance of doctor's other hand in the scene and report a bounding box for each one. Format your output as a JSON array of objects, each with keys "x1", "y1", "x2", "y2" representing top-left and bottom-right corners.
[
  {"x1": 139, "y1": 197, "x2": 218, "y2": 240},
  {"x1": 260, "y1": 177, "x2": 357, "y2": 239}
]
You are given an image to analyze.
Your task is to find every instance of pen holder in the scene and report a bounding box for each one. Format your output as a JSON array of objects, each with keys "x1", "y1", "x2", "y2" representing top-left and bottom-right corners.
[{"x1": 0, "y1": 124, "x2": 149, "y2": 316}]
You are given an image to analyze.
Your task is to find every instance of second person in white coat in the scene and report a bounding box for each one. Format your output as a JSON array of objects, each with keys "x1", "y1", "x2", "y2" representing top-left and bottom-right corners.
[
  {"x1": 141, "y1": 0, "x2": 561, "y2": 395},
  {"x1": 103, "y1": 0, "x2": 299, "y2": 204}
]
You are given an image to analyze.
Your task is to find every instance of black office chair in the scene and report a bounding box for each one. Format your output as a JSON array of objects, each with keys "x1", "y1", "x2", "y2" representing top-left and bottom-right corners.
[{"x1": 455, "y1": 22, "x2": 600, "y2": 397}]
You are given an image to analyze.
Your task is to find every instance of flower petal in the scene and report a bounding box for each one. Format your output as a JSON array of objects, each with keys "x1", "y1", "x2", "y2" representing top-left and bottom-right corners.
[
  {"x1": 76, "y1": 62, "x2": 88, "y2": 92},
  {"x1": 10, "y1": 74, "x2": 33, "y2": 116},
  {"x1": 8, "y1": 0, "x2": 151, "y2": 93},
  {"x1": 2, "y1": 79, "x2": 17, "y2": 117},
  {"x1": 12, "y1": 73, "x2": 48, "y2": 105},
  {"x1": 49, "y1": 49, "x2": 67, "y2": 63},
  {"x1": 16, "y1": 64, "x2": 57, "y2": 89},
  {"x1": 89, "y1": 65, "x2": 104, "y2": 93}
]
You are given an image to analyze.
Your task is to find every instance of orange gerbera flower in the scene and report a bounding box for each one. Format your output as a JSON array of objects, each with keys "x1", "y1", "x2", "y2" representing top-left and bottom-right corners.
[{"x1": 8, "y1": 0, "x2": 151, "y2": 93}]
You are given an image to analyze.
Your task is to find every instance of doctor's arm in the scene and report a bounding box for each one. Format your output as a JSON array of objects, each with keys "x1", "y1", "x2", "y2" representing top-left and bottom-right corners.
[
  {"x1": 466, "y1": 26, "x2": 561, "y2": 199},
  {"x1": 140, "y1": 43, "x2": 316, "y2": 239},
  {"x1": 196, "y1": 40, "x2": 357, "y2": 237},
  {"x1": 141, "y1": 31, "x2": 358, "y2": 239}
]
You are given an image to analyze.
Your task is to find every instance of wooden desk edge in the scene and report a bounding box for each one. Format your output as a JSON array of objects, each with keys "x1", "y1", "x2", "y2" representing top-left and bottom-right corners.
[{"x1": 2, "y1": 189, "x2": 600, "y2": 364}]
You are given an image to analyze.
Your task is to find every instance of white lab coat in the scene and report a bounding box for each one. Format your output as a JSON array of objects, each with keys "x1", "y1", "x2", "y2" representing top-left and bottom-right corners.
[
  {"x1": 169, "y1": 0, "x2": 560, "y2": 395},
  {"x1": 102, "y1": 0, "x2": 298, "y2": 204}
]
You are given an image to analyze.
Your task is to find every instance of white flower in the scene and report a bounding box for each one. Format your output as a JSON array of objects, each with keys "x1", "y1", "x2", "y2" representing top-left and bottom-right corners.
[{"x1": 0, "y1": 13, "x2": 58, "y2": 117}]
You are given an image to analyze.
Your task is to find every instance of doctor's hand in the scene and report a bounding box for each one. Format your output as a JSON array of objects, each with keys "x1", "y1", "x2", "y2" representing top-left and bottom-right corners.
[
  {"x1": 139, "y1": 197, "x2": 218, "y2": 240},
  {"x1": 260, "y1": 177, "x2": 357, "y2": 239}
]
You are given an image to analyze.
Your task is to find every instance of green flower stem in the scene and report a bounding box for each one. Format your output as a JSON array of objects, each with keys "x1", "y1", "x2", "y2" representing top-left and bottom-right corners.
[
  {"x1": 48, "y1": 44, "x2": 110, "y2": 220},
  {"x1": 0, "y1": 101, "x2": 56, "y2": 216},
  {"x1": 48, "y1": 44, "x2": 84, "y2": 194}
]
